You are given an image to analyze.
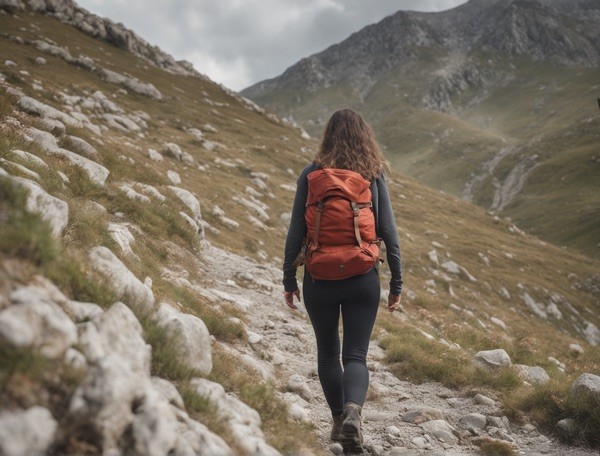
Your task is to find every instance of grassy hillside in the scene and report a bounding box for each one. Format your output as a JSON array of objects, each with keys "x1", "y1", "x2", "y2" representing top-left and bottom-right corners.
[
  {"x1": 1, "y1": 7, "x2": 600, "y2": 452},
  {"x1": 245, "y1": 50, "x2": 600, "y2": 260}
]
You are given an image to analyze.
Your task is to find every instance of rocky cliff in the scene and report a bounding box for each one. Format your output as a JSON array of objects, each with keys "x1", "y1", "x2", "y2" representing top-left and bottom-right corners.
[{"x1": 1, "y1": 1, "x2": 600, "y2": 455}]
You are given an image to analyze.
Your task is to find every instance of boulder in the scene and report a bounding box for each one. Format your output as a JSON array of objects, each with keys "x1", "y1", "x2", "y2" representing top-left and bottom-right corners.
[
  {"x1": 570, "y1": 373, "x2": 600, "y2": 403},
  {"x1": 18, "y1": 95, "x2": 79, "y2": 126},
  {"x1": 131, "y1": 387, "x2": 178, "y2": 456},
  {"x1": 171, "y1": 407, "x2": 234, "y2": 456},
  {"x1": 164, "y1": 142, "x2": 183, "y2": 160},
  {"x1": 88, "y1": 246, "x2": 154, "y2": 311},
  {"x1": 10, "y1": 149, "x2": 49, "y2": 168},
  {"x1": 168, "y1": 186, "x2": 202, "y2": 220},
  {"x1": 154, "y1": 302, "x2": 212, "y2": 375},
  {"x1": 65, "y1": 134, "x2": 97, "y2": 157},
  {"x1": 0, "y1": 285, "x2": 78, "y2": 358},
  {"x1": 151, "y1": 377, "x2": 185, "y2": 409},
  {"x1": 0, "y1": 406, "x2": 57, "y2": 456},
  {"x1": 26, "y1": 127, "x2": 109, "y2": 186},
  {"x1": 66, "y1": 300, "x2": 103, "y2": 322},
  {"x1": 8, "y1": 176, "x2": 68, "y2": 236},
  {"x1": 78, "y1": 302, "x2": 151, "y2": 374},
  {"x1": 458, "y1": 413, "x2": 487, "y2": 430},
  {"x1": 69, "y1": 355, "x2": 145, "y2": 453},
  {"x1": 514, "y1": 364, "x2": 550, "y2": 385},
  {"x1": 108, "y1": 222, "x2": 138, "y2": 257},
  {"x1": 473, "y1": 349, "x2": 512, "y2": 370},
  {"x1": 190, "y1": 378, "x2": 280, "y2": 456}
]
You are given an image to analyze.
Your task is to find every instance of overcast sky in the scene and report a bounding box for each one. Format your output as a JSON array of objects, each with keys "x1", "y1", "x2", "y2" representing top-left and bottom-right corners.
[{"x1": 77, "y1": 0, "x2": 467, "y2": 91}]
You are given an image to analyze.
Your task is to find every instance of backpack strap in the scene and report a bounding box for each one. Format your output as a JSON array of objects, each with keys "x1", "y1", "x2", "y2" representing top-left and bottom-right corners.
[
  {"x1": 313, "y1": 200, "x2": 325, "y2": 247},
  {"x1": 350, "y1": 201, "x2": 373, "y2": 246}
]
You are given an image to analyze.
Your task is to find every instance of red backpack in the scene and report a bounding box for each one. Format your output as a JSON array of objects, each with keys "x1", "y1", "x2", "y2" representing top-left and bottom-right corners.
[{"x1": 295, "y1": 168, "x2": 381, "y2": 280}]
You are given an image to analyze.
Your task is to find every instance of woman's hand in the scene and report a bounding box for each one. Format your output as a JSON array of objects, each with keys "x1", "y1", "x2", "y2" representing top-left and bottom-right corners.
[
  {"x1": 284, "y1": 289, "x2": 301, "y2": 310},
  {"x1": 387, "y1": 293, "x2": 401, "y2": 312}
]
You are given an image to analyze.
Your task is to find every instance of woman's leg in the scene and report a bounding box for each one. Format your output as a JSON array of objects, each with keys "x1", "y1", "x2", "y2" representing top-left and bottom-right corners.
[
  {"x1": 341, "y1": 268, "x2": 380, "y2": 406},
  {"x1": 303, "y1": 275, "x2": 345, "y2": 417}
]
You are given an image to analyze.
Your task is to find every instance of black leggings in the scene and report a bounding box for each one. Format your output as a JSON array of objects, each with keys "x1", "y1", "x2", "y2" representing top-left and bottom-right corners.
[{"x1": 303, "y1": 268, "x2": 380, "y2": 417}]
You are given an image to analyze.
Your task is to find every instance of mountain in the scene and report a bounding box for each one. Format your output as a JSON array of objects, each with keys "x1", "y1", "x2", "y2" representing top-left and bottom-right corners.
[
  {"x1": 1, "y1": 0, "x2": 600, "y2": 454},
  {"x1": 242, "y1": 0, "x2": 600, "y2": 260}
]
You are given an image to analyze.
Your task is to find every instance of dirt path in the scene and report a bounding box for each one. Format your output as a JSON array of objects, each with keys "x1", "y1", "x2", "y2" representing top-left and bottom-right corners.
[{"x1": 198, "y1": 241, "x2": 596, "y2": 456}]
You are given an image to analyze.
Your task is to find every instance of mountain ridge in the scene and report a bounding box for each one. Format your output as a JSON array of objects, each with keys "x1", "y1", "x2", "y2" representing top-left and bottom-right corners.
[{"x1": 241, "y1": 0, "x2": 600, "y2": 259}]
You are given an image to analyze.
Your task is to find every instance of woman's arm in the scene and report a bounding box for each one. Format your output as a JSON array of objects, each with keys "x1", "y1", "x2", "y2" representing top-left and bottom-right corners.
[
  {"x1": 282, "y1": 165, "x2": 312, "y2": 292},
  {"x1": 377, "y1": 174, "x2": 403, "y2": 295}
]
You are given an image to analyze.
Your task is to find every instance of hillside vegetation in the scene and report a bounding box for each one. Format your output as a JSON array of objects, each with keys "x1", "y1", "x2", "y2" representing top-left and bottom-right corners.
[
  {"x1": 0, "y1": 2, "x2": 599, "y2": 455},
  {"x1": 242, "y1": 0, "x2": 600, "y2": 260}
]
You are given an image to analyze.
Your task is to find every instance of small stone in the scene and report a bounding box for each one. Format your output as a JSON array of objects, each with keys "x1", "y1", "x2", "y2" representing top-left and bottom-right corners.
[
  {"x1": 167, "y1": 170, "x2": 181, "y2": 184},
  {"x1": 0, "y1": 406, "x2": 57, "y2": 456},
  {"x1": 473, "y1": 349, "x2": 512, "y2": 370},
  {"x1": 147, "y1": 148, "x2": 163, "y2": 161},
  {"x1": 474, "y1": 393, "x2": 496, "y2": 406},
  {"x1": 568, "y1": 343, "x2": 584, "y2": 356},
  {"x1": 402, "y1": 407, "x2": 444, "y2": 424},
  {"x1": 458, "y1": 413, "x2": 487, "y2": 430},
  {"x1": 386, "y1": 425, "x2": 401, "y2": 437}
]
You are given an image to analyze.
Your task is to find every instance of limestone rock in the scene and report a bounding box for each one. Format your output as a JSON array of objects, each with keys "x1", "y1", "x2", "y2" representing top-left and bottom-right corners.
[
  {"x1": 8, "y1": 176, "x2": 68, "y2": 236},
  {"x1": 171, "y1": 407, "x2": 234, "y2": 456},
  {"x1": 151, "y1": 377, "x2": 185, "y2": 410},
  {"x1": 514, "y1": 364, "x2": 550, "y2": 385},
  {"x1": 108, "y1": 222, "x2": 138, "y2": 257},
  {"x1": 69, "y1": 354, "x2": 145, "y2": 453},
  {"x1": 18, "y1": 95, "x2": 79, "y2": 126},
  {"x1": 167, "y1": 169, "x2": 181, "y2": 184},
  {"x1": 78, "y1": 302, "x2": 151, "y2": 374},
  {"x1": 25, "y1": 127, "x2": 109, "y2": 186},
  {"x1": 458, "y1": 413, "x2": 487, "y2": 430},
  {"x1": 570, "y1": 373, "x2": 600, "y2": 403},
  {"x1": 131, "y1": 387, "x2": 178, "y2": 456},
  {"x1": 66, "y1": 300, "x2": 103, "y2": 322},
  {"x1": 473, "y1": 349, "x2": 512, "y2": 370},
  {"x1": 287, "y1": 373, "x2": 314, "y2": 402},
  {"x1": 154, "y1": 302, "x2": 212, "y2": 375},
  {"x1": 402, "y1": 407, "x2": 444, "y2": 424},
  {"x1": 147, "y1": 148, "x2": 163, "y2": 161},
  {"x1": 10, "y1": 149, "x2": 49, "y2": 168},
  {"x1": 88, "y1": 246, "x2": 154, "y2": 311},
  {"x1": 168, "y1": 186, "x2": 202, "y2": 222},
  {"x1": 65, "y1": 134, "x2": 97, "y2": 157},
  {"x1": 419, "y1": 419, "x2": 459, "y2": 444},
  {"x1": 0, "y1": 285, "x2": 78, "y2": 358},
  {"x1": 190, "y1": 378, "x2": 280, "y2": 456},
  {"x1": 0, "y1": 406, "x2": 57, "y2": 456}
]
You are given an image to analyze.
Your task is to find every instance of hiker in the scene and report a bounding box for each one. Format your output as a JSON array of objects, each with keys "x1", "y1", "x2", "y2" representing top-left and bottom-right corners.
[{"x1": 283, "y1": 108, "x2": 403, "y2": 454}]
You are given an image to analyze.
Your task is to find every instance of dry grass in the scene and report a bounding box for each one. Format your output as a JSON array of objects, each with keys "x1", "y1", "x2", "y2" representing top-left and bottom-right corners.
[
  {"x1": 474, "y1": 436, "x2": 518, "y2": 456},
  {"x1": 210, "y1": 347, "x2": 324, "y2": 455}
]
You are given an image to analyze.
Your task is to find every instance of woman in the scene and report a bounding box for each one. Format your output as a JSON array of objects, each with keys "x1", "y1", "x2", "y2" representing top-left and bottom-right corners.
[{"x1": 283, "y1": 108, "x2": 403, "y2": 454}]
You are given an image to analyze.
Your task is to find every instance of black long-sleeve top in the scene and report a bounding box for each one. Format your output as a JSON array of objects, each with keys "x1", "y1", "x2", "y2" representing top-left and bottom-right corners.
[{"x1": 282, "y1": 163, "x2": 403, "y2": 295}]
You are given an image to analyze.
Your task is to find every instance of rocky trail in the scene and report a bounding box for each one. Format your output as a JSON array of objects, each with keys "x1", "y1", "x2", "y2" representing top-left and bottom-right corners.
[{"x1": 196, "y1": 242, "x2": 598, "y2": 456}]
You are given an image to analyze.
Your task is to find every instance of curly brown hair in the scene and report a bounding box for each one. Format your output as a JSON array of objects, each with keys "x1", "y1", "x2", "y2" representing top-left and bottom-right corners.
[{"x1": 314, "y1": 108, "x2": 388, "y2": 180}]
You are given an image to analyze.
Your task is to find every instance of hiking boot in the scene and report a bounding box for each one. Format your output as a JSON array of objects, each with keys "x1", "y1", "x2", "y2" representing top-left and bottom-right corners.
[
  {"x1": 341, "y1": 402, "x2": 363, "y2": 454},
  {"x1": 330, "y1": 414, "x2": 344, "y2": 441}
]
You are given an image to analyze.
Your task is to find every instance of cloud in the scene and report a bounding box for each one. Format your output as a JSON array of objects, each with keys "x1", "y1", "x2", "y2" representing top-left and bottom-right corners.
[{"x1": 77, "y1": 0, "x2": 467, "y2": 91}]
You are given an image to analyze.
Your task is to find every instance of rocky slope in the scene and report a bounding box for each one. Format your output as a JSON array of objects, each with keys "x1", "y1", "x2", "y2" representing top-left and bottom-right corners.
[
  {"x1": 0, "y1": 1, "x2": 599, "y2": 455},
  {"x1": 242, "y1": 0, "x2": 600, "y2": 259}
]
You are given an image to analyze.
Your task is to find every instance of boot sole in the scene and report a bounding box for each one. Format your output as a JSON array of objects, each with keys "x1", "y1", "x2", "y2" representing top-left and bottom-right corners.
[{"x1": 341, "y1": 421, "x2": 363, "y2": 454}]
